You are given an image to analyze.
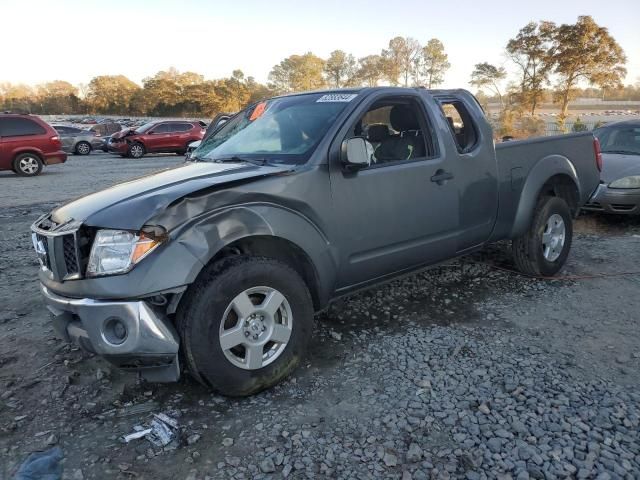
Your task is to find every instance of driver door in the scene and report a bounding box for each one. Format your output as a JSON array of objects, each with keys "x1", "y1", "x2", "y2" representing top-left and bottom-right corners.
[{"x1": 329, "y1": 92, "x2": 459, "y2": 290}]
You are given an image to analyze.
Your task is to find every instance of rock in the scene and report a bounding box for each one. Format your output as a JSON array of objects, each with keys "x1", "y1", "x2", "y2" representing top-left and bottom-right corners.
[
  {"x1": 487, "y1": 438, "x2": 502, "y2": 453},
  {"x1": 406, "y1": 443, "x2": 423, "y2": 462},
  {"x1": 478, "y1": 403, "x2": 491, "y2": 415},
  {"x1": 383, "y1": 452, "x2": 398, "y2": 467},
  {"x1": 259, "y1": 458, "x2": 276, "y2": 473},
  {"x1": 222, "y1": 437, "x2": 233, "y2": 447},
  {"x1": 46, "y1": 433, "x2": 58, "y2": 445},
  {"x1": 187, "y1": 434, "x2": 201, "y2": 445},
  {"x1": 329, "y1": 331, "x2": 342, "y2": 341}
]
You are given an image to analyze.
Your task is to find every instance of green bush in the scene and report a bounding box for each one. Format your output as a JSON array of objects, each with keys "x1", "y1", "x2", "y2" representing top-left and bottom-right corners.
[{"x1": 572, "y1": 117, "x2": 588, "y2": 132}]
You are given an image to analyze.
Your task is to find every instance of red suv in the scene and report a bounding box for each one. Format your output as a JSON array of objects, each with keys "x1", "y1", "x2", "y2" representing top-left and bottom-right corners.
[
  {"x1": 107, "y1": 120, "x2": 206, "y2": 158},
  {"x1": 0, "y1": 113, "x2": 67, "y2": 176}
]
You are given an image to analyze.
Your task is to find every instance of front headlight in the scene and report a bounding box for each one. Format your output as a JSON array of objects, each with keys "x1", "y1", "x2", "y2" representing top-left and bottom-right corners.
[
  {"x1": 87, "y1": 229, "x2": 163, "y2": 277},
  {"x1": 609, "y1": 176, "x2": 640, "y2": 189}
]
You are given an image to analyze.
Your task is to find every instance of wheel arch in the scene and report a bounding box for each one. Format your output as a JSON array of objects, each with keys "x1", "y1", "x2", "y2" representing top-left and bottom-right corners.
[
  {"x1": 173, "y1": 204, "x2": 338, "y2": 311},
  {"x1": 510, "y1": 155, "x2": 580, "y2": 238}
]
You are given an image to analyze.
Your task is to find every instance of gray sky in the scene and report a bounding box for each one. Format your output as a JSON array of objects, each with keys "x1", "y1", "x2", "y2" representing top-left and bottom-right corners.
[{"x1": 2, "y1": 0, "x2": 638, "y2": 89}]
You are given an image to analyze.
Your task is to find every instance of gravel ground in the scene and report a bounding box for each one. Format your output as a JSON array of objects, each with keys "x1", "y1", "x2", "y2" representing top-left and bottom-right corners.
[{"x1": 1, "y1": 153, "x2": 639, "y2": 479}]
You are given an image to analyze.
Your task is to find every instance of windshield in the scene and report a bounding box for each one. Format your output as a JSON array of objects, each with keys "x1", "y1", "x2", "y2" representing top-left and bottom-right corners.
[
  {"x1": 193, "y1": 93, "x2": 356, "y2": 164},
  {"x1": 594, "y1": 126, "x2": 640, "y2": 155}
]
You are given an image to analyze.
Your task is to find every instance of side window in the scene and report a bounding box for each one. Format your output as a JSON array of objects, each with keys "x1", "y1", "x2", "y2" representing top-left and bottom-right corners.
[
  {"x1": 152, "y1": 123, "x2": 170, "y2": 134},
  {"x1": 0, "y1": 117, "x2": 47, "y2": 136},
  {"x1": 439, "y1": 100, "x2": 478, "y2": 153},
  {"x1": 171, "y1": 123, "x2": 193, "y2": 132},
  {"x1": 348, "y1": 97, "x2": 436, "y2": 166}
]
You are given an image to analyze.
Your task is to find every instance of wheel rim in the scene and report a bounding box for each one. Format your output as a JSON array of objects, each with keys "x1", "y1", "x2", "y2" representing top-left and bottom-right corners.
[
  {"x1": 78, "y1": 143, "x2": 90, "y2": 154},
  {"x1": 219, "y1": 286, "x2": 293, "y2": 370},
  {"x1": 542, "y1": 213, "x2": 565, "y2": 262},
  {"x1": 19, "y1": 156, "x2": 39, "y2": 174},
  {"x1": 131, "y1": 145, "x2": 143, "y2": 157}
]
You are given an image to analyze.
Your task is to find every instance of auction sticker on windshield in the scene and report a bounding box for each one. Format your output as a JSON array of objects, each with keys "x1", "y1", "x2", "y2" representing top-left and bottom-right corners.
[{"x1": 316, "y1": 93, "x2": 358, "y2": 103}]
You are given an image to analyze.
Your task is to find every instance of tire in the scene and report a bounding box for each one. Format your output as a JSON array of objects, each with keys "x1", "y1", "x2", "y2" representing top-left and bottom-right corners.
[
  {"x1": 127, "y1": 142, "x2": 145, "y2": 159},
  {"x1": 75, "y1": 141, "x2": 91, "y2": 155},
  {"x1": 512, "y1": 196, "x2": 573, "y2": 277},
  {"x1": 13, "y1": 153, "x2": 43, "y2": 177},
  {"x1": 176, "y1": 256, "x2": 314, "y2": 396}
]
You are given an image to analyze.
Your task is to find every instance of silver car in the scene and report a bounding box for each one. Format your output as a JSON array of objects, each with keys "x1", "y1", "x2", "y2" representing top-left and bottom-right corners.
[
  {"x1": 584, "y1": 120, "x2": 640, "y2": 215},
  {"x1": 54, "y1": 125, "x2": 103, "y2": 155}
]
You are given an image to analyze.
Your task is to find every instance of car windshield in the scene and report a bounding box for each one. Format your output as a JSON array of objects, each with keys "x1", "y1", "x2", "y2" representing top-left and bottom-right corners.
[
  {"x1": 135, "y1": 122, "x2": 156, "y2": 134},
  {"x1": 194, "y1": 92, "x2": 356, "y2": 164},
  {"x1": 595, "y1": 126, "x2": 640, "y2": 155}
]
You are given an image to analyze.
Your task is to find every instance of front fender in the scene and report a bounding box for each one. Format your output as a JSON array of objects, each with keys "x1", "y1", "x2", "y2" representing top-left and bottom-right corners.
[
  {"x1": 509, "y1": 155, "x2": 580, "y2": 238},
  {"x1": 174, "y1": 203, "x2": 337, "y2": 306}
]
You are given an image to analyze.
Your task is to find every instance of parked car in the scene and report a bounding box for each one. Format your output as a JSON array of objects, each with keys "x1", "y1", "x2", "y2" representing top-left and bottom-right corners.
[
  {"x1": 583, "y1": 120, "x2": 640, "y2": 214},
  {"x1": 107, "y1": 120, "x2": 205, "y2": 158},
  {"x1": 53, "y1": 125, "x2": 102, "y2": 155},
  {"x1": 0, "y1": 113, "x2": 67, "y2": 176},
  {"x1": 32, "y1": 87, "x2": 600, "y2": 394},
  {"x1": 89, "y1": 122, "x2": 122, "y2": 152}
]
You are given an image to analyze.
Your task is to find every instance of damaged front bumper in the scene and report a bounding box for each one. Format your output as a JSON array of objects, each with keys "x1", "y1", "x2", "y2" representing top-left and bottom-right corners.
[{"x1": 40, "y1": 284, "x2": 180, "y2": 382}]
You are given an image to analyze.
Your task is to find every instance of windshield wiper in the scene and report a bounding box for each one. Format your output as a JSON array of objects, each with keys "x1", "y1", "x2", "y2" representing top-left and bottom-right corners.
[{"x1": 212, "y1": 156, "x2": 269, "y2": 166}]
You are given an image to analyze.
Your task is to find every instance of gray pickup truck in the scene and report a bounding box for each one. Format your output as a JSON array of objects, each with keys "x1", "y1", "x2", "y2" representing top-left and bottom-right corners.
[{"x1": 32, "y1": 88, "x2": 601, "y2": 396}]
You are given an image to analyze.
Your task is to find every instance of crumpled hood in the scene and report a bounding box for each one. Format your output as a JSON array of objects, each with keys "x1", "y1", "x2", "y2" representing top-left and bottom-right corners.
[
  {"x1": 110, "y1": 128, "x2": 137, "y2": 140},
  {"x1": 51, "y1": 162, "x2": 292, "y2": 230},
  {"x1": 600, "y1": 153, "x2": 640, "y2": 184}
]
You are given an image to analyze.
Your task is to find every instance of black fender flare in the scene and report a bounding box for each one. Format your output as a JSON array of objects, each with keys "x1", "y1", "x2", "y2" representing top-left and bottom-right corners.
[{"x1": 509, "y1": 155, "x2": 580, "y2": 238}]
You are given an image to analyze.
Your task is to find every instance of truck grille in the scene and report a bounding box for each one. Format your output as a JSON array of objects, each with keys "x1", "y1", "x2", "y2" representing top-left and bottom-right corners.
[{"x1": 31, "y1": 215, "x2": 85, "y2": 280}]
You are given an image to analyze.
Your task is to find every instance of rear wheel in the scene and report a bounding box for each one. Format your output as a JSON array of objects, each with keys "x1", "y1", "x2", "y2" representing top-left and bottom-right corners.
[
  {"x1": 75, "y1": 141, "x2": 91, "y2": 155},
  {"x1": 177, "y1": 256, "x2": 314, "y2": 396},
  {"x1": 127, "y1": 142, "x2": 145, "y2": 159},
  {"x1": 13, "y1": 153, "x2": 43, "y2": 177},
  {"x1": 512, "y1": 196, "x2": 573, "y2": 276}
]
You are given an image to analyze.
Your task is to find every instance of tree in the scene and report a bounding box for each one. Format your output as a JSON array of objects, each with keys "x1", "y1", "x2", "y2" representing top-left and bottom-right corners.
[
  {"x1": 36, "y1": 81, "x2": 79, "y2": 114},
  {"x1": 506, "y1": 21, "x2": 555, "y2": 115},
  {"x1": 355, "y1": 55, "x2": 384, "y2": 87},
  {"x1": 268, "y1": 53, "x2": 326, "y2": 94},
  {"x1": 381, "y1": 36, "x2": 421, "y2": 86},
  {"x1": 550, "y1": 16, "x2": 627, "y2": 118},
  {"x1": 572, "y1": 117, "x2": 588, "y2": 132},
  {"x1": 324, "y1": 50, "x2": 357, "y2": 88},
  {"x1": 470, "y1": 63, "x2": 507, "y2": 107},
  {"x1": 413, "y1": 38, "x2": 450, "y2": 88},
  {"x1": 87, "y1": 75, "x2": 140, "y2": 114}
]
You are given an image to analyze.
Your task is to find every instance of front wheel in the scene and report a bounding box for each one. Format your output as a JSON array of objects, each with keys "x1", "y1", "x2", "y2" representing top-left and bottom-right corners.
[
  {"x1": 177, "y1": 256, "x2": 314, "y2": 396},
  {"x1": 512, "y1": 196, "x2": 573, "y2": 276},
  {"x1": 127, "y1": 142, "x2": 145, "y2": 158}
]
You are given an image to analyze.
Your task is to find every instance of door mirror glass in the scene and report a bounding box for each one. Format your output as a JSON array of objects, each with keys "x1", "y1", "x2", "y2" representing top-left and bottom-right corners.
[{"x1": 342, "y1": 137, "x2": 371, "y2": 171}]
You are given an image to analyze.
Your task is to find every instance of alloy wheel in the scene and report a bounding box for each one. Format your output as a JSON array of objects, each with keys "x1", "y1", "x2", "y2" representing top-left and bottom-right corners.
[{"x1": 218, "y1": 286, "x2": 293, "y2": 370}]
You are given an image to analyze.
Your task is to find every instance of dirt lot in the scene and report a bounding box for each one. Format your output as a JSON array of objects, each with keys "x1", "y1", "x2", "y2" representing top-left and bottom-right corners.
[{"x1": 1, "y1": 154, "x2": 639, "y2": 479}]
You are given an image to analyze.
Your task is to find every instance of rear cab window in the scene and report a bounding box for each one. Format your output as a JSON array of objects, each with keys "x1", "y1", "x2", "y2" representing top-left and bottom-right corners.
[
  {"x1": 438, "y1": 99, "x2": 479, "y2": 153},
  {"x1": 0, "y1": 117, "x2": 47, "y2": 137}
]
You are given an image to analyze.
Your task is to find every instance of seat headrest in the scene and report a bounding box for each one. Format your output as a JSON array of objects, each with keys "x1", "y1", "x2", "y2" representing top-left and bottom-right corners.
[
  {"x1": 366, "y1": 124, "x2": 390, "y2": 142},
  {"x1": 390, "y1": 105, "x2": 420, "y2": 132}
]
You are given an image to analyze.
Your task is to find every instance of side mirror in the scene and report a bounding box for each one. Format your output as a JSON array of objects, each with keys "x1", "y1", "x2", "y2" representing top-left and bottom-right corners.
[{"x1": 341, "y1": 137, "x2": 371, "y2": 171}]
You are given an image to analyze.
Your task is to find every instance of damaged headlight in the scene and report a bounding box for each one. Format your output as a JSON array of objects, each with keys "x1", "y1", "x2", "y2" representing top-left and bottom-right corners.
[
  {"x1": 87, "y1": 229, "x2": 164, "y2": 277},
  {"x1": 609, "y1": 176, "x2": 640, "y2": 189}
]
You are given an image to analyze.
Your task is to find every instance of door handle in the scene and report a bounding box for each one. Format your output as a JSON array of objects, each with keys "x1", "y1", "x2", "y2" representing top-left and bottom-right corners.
[{"x1": 431, "y1": 170, "x2": 454, "y2": 184}]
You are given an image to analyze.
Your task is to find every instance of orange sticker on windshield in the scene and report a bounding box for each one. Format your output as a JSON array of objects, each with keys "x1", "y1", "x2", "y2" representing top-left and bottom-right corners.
[{"x1": 249, "y1": 101, "x2": 267, "y2": 121}]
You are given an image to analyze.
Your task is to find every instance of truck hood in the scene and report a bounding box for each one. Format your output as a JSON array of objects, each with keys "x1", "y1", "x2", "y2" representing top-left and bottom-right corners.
[
  {"x1": 600, "y1": 153, "x2": 640, "y2": 183},
  {"x1": 51, "y1": 161, "x2": 293, "y2": 230}
]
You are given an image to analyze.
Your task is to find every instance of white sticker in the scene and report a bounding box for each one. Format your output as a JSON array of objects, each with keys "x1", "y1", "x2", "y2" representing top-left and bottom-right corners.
[{"x1": 316, "y1": 93, "x2": 358, "y2": 103}]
